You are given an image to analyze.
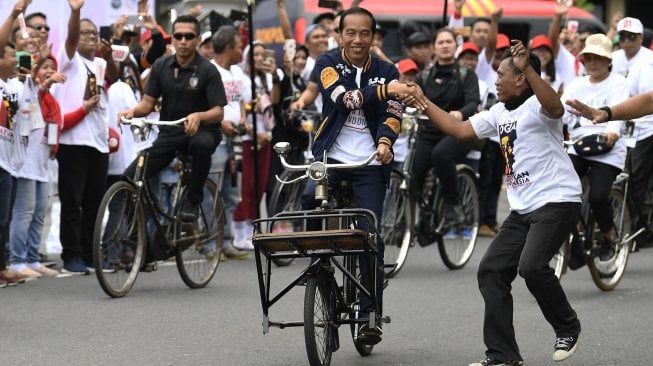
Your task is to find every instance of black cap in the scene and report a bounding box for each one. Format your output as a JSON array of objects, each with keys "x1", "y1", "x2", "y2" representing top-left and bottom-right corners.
[
  {"x1": 313, "y1": 12, "x2": 335, "y2": 25},
  {"x1": 406, "y1": 32, "x2": 430, "y2": 48}
]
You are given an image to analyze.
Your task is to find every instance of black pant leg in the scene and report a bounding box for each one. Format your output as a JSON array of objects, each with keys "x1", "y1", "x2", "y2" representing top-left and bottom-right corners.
[
  {"x1": 432, "y1": 135, "x2": 473, "y2": 201},
  {"x1": 186, "y1": 128, "x2": 220, "y2": 203},
  {"x1": 57, "y1": 145, "x2": 89, "y2": 262}
]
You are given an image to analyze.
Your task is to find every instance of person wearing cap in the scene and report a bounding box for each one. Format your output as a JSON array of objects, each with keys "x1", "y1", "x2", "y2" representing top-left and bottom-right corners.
[
  {"x1": 412, "y1": 28, "x2": 479, "y2": 235},
  {"x1": 404, "y1": 31, "x2": 433, "y2": 71},
  {"x1": 405, "y1": 40, "x2": 582, "y2": 366},
  {"x1": 197, "y1": 30, "x2": 214, "y2": 59},
  {"x1": 560, "y1": 33, "x2": 629, "y2": 264}
]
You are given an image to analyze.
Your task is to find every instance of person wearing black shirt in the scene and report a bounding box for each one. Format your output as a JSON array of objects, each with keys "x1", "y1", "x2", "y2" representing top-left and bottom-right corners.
[
  {"x1": 119, "y1": 15, "x2": 226, "y2": 221},
  {"x1": 413, "y1": 28, "x2": 480, "y2": 236}
]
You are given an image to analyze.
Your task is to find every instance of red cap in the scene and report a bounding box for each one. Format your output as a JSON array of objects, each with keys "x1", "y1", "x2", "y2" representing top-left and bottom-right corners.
[
  {"x1": 396, "y1": 58, "x2": 419, "y2": 74},
  {"x1": 141, "y1": 25, "x2": 171, "y2": 44},
  {"x1": 459, "y1": 41, "x2": 479, "y2": 56},
  {"x1": 496, "y1": 33, "x2": 510, "y2": 50},
  {"x1": 529, "y1": 34, "x2": 553, "y2": 51}
]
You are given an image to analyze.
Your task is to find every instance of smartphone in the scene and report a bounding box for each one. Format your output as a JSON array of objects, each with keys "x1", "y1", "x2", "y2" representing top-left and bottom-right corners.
[
  {"x1": 99, "y1": 26, "x2": 112, "y2": 41},
  {"x1": 567, "y1": 20, "x2": 579, "y2": 34},
  {"x1": 18, "y1": 54, "x2": 31, "y2": 71},
  {"x1": 229, "y1": 9, "x2": 248, "y2": 22},
  {"x1": 263, "y1": 49, "x2": 275, "y2": 65},
  {"x1": 125, "y1": 15, "x2": 143, "y2": 26},
  {"x1": 318, "y1": 0, "x2": 340, "y2": 10}
]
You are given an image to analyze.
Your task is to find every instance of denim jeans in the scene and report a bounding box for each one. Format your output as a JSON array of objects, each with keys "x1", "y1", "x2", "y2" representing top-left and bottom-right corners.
[
  {"x1": 478, "y1": 202, "x2": 581, "y2": 362},
  {"x1": 9, "y1": 178, "x2": 49, "y2": 265},
  {"x1": 0, "y1": 167, "x2": 14, "y2": 270},
  {"x1": 210, "y1": 142, "x2": 240, "y2": 249}
]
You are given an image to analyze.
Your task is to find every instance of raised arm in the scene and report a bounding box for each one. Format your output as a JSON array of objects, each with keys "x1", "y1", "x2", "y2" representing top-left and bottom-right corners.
[
  {"x1": 0, "y1": 1, "x2": 30, "y2": 51},
  {"x1": 65, "y1": 0, "x2": 84, "y2": 60},
  {"x1": 484, "y1": 7, "x2": 502, "y2": 63},
  {"x1": 512, "y1": 41, "x2": 563, "y2": 118},
  {"x1": 548, "y1": 0, "x2": 569, "y2": 58},
  {"x1": 276, "y1": 0, "x2": 293, "y2": 40}
]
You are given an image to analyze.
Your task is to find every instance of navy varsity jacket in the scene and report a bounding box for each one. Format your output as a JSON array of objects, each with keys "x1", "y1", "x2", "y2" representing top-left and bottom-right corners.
[{"x1": 312, "y1": 48, "x2": 402, "y2": 178}]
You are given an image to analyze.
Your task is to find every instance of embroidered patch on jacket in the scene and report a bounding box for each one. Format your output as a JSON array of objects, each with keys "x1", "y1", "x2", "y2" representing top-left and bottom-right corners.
[
  {"x1": 320, "y1": 67, "x2": 339, "y2": 89},
  {"x1": 342, "y1": 90, "x2": 363, "y2": 109},
  {"x1": 386, "y1": 100, "x2": 403, "y2": 119},
  {"x1": 384, "y1": 118, "x2": 401, "y2": 134}
]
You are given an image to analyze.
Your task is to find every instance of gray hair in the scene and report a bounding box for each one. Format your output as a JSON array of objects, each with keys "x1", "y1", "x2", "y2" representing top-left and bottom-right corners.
[{"x1": 212, "y1": 25, "x2": 240, "y2": 54}]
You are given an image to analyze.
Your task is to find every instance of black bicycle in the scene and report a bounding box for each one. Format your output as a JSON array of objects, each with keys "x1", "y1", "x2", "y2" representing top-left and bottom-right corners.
[
  {"x1": 92, "y1": 117, "x2": 225, "y2": 298},
  {"x1": 382, "y1": 107, "x2": 479, "y2": 277},
  {"x1": 252, "y1": 143, "x2": 389, "y2": 366}
]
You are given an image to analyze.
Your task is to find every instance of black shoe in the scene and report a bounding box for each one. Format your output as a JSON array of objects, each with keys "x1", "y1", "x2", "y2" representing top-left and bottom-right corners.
[
  {"x1": 357, "y1": 324, "x2": 382, "y2": 345},
  {"x1": 553, "y1": 334, "x2": 579, "y2": 361},
  {"x1": 598, "y1": 238, "x2": 616, "y2": 261},
  {"x1": 179, "y1": 201, "x2": 199, "y2": 222},
  {"x1": 568, "y1": 241, "x2": 587, "y2": 270},
  {"x1": 442, "y1": 201, "x2": 464, "y2": 227},
  {"x1": 469, "y1": 357, "x2": 523, "y2": 366},
  {"x1": 416, "y1": 220, "x2": 436, "y2": 247}
]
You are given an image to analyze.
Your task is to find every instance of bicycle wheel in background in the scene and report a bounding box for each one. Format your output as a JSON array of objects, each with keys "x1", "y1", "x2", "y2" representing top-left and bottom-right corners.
[
  {"x1": 437, "y1": 166, "x2": 479, "y2": 270},
  {"x1": 267, "y1": 170, "x2": 308, "y2": 267},
  {"x1": 304, "y1": 272, "x2": 336, "y2": 366},
  {"x1": 175, "y1": 179, "x2": 224, "y2": 289},
  {"x1": 343, "y1": 255, "x2": 374, "y2": 357},
  {"x1": 93, "y1": 181, "x2": 147, "y2": 298},
  {"x1": 381, "y1": 169, "x2": 412, "y2": 278},
  {"x1": 588, "y1": 187, "x2": 632, "y2": 291}
]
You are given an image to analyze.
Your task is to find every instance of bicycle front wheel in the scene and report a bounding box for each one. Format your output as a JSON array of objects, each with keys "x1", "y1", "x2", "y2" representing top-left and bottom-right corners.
[
  {"x1": 93, "y1": 181, "x2": 146, "y2": 298},
  {"x1": 437, "y1": 166, "x2": 479, "y2": 269},
  {"x1": 175, "y1": 179, "x2": 224, "y2": 289},
  {"x1": 381, "y1": 170, "x2": 413, "y2": 278},
  {"x1": 304, "y1": 273, "x2": 335, "y2": 366},
  {"x1": 588, "y1": 187, "x2": 632, "y2": 291}
]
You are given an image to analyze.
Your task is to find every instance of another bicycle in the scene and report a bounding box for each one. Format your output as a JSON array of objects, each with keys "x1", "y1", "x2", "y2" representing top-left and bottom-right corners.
[
  {"x1": 252, "y1": 143, "x2": 389, "y2": 366},
  {"x1": 382, "y1": 107, "x2": 479, "y2": 277},
  {"x1": 266, "y1": 108, "x2": 321, "y2": 267},
  {"x1": 92, "y1": 117, "x2": 224, "y2": 298}
]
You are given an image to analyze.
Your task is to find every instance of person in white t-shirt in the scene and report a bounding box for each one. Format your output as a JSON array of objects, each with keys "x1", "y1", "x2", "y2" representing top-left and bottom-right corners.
[
  {"x1": 561, "y1": 34, "x2": 629, "y2": 264},
  {"x1": 407, "y1": 40, "x2": 582, "y2": 365},
  {"x1": 208, "y1": 25, "x2": 249, "y2": 260}
]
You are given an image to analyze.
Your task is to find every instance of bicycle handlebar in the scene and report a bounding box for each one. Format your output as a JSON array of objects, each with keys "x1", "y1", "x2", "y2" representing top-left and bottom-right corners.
[
  {"x1": 276, "y1": 147, "x2": 378, "y2": 184},
  {"x1": 120, "y1": 117, "x2": 188, "y2": 126}
]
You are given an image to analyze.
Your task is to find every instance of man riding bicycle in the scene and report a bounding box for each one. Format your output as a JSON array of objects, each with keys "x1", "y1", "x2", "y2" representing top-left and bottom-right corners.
[{"x1": 118, "y1": 15, "x2": 226, "y2": 221}]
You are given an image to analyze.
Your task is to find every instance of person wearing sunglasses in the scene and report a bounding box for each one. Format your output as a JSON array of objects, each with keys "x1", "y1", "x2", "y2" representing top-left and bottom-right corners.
[
  {"x1": 25, "y1": 12, "x2": 49, "y2": 45},
  {"x1": 119, "y1": 14, "x2": 227, "y2": 225}
]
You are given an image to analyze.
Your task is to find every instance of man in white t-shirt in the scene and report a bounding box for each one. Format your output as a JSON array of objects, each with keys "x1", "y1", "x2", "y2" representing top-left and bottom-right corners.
[
  {"x1": 54, "y1": 0, "x2": 120, "y2": 275},
  {"x1": 208, "y1": 25, "x2": 249, "y2": 259},
  {"x1": 611, "y1": 17, "x2": 653, "y2": 239},
  {"x1": 410, "y1": 41, "x2": 582, "y2": 365}
]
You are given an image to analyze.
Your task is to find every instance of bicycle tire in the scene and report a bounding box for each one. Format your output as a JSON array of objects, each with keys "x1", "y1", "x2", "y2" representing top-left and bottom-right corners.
[
  {"x1": 343, "y1": 255, "x2": 374, "y2": 357},
  {"x1": 304, "y1": 273, "x2": 335, "y2": 366},
  {"x1": 381, "y1": 169, "x2": 412, "y2": 278},
  {"x1": 588, "y1": 187, "x2": 632, "y2": 291},
  {"x1": 268, "y1": 170, "x2": 308, "y2": 267},
  {"x1": 175, "y1": 179, "x2": 224, "y2": 289},
  {"x1": 437, "y1": 166, "x2": 479, "y2": 270},
  {"x1": 93, "y1": 181, "x2": 146, "y2": 298}
]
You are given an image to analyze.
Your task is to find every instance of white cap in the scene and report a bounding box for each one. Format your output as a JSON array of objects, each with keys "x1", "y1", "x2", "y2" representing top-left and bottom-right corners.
[
  {"x1": 200, "y1": 31, "x2": 212, "y2": 45},
  {"x1": 617, "y1": 17, "x2": 643, "y2": 34}
]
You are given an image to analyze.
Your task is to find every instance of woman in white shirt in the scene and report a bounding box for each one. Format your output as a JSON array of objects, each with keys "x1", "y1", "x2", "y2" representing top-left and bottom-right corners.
[{"x1": 561, "y1": 33, "x2": 629, "y2": 263}]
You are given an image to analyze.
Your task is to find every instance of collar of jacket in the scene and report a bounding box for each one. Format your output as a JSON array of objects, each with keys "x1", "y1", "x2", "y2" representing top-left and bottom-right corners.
[{"x1": 341, "y1": 49, "x2": 372, "y2": 72}]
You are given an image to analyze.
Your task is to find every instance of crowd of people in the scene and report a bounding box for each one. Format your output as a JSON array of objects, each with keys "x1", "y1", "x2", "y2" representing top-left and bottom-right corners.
[{"x1": 1, "y1": 0, "x2": 653, "y2": 364}]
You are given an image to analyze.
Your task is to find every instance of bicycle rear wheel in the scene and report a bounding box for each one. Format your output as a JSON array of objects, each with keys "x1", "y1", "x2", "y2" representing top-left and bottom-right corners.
[
  {"x1": 381, "y1": 170, "x2": 412, "y2": 278},
  {"x1": 267, "y1": 170, "x2": 308, "y2": 267},
  {"x1": 304, "y1": 272, "x2": 335, "y2": 366},
  {"x1": 588, "y1": 187, "x2": 632, "y2": 291},
  {"x1": 175, "y1": 179, "x2": 224, "y2": 289},
  {"x1": 343, "y1": 255, "x2": 374, "y2": 357},
  {"x1": 93, "y1": 181, "x2": 146, "y2": 298},
  {"x1": 437, "y1": 166, "x2": 479, "y2": 269}
]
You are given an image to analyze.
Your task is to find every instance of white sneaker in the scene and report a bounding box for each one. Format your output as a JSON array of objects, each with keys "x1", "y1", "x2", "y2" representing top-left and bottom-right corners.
[
  {"x1": 234, "y1": 238, "x2": 254, "y2": 251},
  {"x1": 232, "y1": 220, "x2": 246, "y2": 249}
]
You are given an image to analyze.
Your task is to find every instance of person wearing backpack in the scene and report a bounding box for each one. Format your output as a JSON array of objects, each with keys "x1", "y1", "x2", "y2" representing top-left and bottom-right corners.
[{"x1": 412, "y1": 28, "x2": 480, "y2": 242}]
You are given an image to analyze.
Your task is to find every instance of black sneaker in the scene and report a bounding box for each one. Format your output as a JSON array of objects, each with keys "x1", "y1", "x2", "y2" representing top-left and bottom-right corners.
[
  {"x1": 442, "y1": 201, "x2": 464, "y2": 227},
  {"x1": 553, "y1": 334, "x2": 579, "y2": 361},
  {"x1": 469, "y1": 358, "x2": 523, "y2": 366},
  {"x1": 179, "y1": 201, "x2": 199, "y2": 222},
  {"x1": 356, "y1": 324, "x2": 382, "y2": 345},
  {"x1": 598, "y1": 237, "x2": 616, "y2": 261}
]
